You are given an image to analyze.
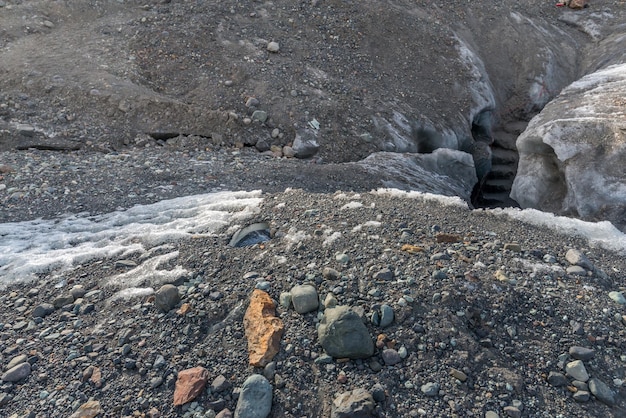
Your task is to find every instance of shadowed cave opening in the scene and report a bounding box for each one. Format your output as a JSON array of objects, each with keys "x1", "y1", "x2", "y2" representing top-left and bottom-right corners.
[{"x1": 469, "y1": 109, "x2": 529, "y2": 210}]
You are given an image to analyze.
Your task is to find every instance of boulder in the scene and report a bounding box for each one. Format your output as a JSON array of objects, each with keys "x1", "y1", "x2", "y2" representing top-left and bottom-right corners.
[
  {"x1": 356, "y1": 150, "x2": 477, "y2": 202},
  {"x1": 1, "y1": 362, "x2": 31, "y2": 382},
  {"x1": 318, "y1": 305, "x2": 374, "y2": 359},
  {"x1": 234, "y1": 374, "x2": 273, "y2": 418},
  {"x1": 154, "y1": 284, "x2": 181, "y2": 312},
  {"x1": 511, "y1": 63, "x2": 626, "y2": 232},
  {"x1": 290, "y1": 284, "x2": 319, "y2": 314},
  {"x1": 292, "y1": 129, "x2": 320, "y2": 159},
  {"x1": 243, "y1": 289, "x2": 284, "y2": 367},
  {"x1": 173, "y1": 367, "x2": 210, "y2": 406}
]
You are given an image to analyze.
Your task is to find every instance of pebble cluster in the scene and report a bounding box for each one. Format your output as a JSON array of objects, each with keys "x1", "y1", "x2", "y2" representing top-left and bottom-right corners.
[{"x1": 1, "y1": 188, "x2": 625, "y2": 417}]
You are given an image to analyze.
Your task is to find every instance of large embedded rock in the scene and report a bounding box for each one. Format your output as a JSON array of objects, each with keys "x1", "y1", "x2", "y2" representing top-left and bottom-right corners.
[
  {"x1": 292, "y1": 129, "x2": 320, "y2": 159},
  {"x1": 155, "y1": 284, "x2": 181, "y2": 312},
  {"x1": 243, "y1": 289, "x2": 284, "y2": 367},
  {"x1": 318, "y1": 305, "x2": 374, "y2": 359},
  {"x1": 511, "y1": 63, "x2": 626, "y2": 232}
]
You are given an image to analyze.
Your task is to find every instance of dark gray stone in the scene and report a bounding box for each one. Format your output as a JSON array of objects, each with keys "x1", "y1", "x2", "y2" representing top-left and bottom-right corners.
[
  {"x1": 318, "y1": 306, "x2": 374, "y2": 359},
  {"x1": 379, "y1": 304, "x2": 394, "y2": 328},
  {"x1": 547, "y1": 371, "x2": 567, "y2": 387},
  {"x1": 372, "y1": 268, "x2": 393, "y2": 281},
  {"x1": 588, "y1": 378, "x2": 615, "y2": 406},
  {"x1": 573, "y1": 390, "x2": 590, "y2": 402},
  {"x1": 154, "y1": 284, "x2": 180, "y2": 312},
  {"x1": 1, "y1": 362, "x2": 31, "y2": 382},
  {"x1": 32, "y1": 303, "x2": 55, "y2": 318},
  {"x1": 381, "y1": 349, "x2": 401, "y2": 366},
  {"x1": 371, "y1": 384, "x2": 385, "y2": 402},
  {"x1": 292, "y1": 129, "x2": 320, "y2": 159},
  {"x1": 569, "y1": 346, "x2": 595, "y2": 361}
]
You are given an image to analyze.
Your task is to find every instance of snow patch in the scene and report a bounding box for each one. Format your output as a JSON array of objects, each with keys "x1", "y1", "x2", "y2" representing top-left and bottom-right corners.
[
  {"x1": 323, "y1": 232, "x2": 342, "y2": 247},
  {"x1": 283, "y1": 227, "x2": 310, "y2": 250},
  {"x1": 371, "y1": 188, "x2": 468, "y2": 208},
  {"x1": 340, "y1": 201, "x2": 364, "y2": 210},
  {"x1": 0, "y1": 191, "x2": 263, "y2": 288},
  {"x1": 491, "y1": 207, "x2": 626, "y2": 255}
]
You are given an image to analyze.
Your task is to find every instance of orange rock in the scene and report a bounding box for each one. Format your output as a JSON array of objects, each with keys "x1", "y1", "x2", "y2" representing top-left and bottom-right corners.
[
  {"x1": 173, "y1": 367, "x2": 209, "y2": 406},
  {"x1": 243, "y1": 289, "x2": 284, "y2": 367},
  {"x1": 177, "y1": 303, "x2": 191, "y2": 315},
  {"x1": 376, "y1": 334, "x2": 387, "y2": 349},
  {"x1": 401, "y1": 244, "x2": 424, "y2": 254}
]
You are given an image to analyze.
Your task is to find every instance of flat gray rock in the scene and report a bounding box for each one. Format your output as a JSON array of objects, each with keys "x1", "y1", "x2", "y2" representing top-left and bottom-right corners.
[{"x1": 1, "y1": 362, "x2": 31, "y2": 382}]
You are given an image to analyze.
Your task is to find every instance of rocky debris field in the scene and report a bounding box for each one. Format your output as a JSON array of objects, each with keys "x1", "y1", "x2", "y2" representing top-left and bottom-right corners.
[
  {"x1": 1, "y1": 186, "x2": 625, "y2": 417},
  {"x1": 1, "y1": 0, "x2": 626, "y2": 417}
]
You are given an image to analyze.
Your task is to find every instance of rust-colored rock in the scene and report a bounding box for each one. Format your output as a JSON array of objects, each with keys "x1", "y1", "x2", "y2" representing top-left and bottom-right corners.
[
  {"x1": 90, "y1": 366, "x2": 103, "y2": 388},
  {"x1": 243, "y1": 289, "x2": 284, "y2": 367},
  {"x1": 435, "y1": 233, "x2": 461, "y2": 243},
  {"x1": 177, "y1": 303, "x2": 192, "y2": 315},
  {"x1": 568, "y1": 0, "x2": 588, "y2": 9},
  {"x1": 68, "y1": 400, "x2": 102, "y2": 418},
  {"x1": 173, "y1": 367, "x2": 209, "y2": 406}
]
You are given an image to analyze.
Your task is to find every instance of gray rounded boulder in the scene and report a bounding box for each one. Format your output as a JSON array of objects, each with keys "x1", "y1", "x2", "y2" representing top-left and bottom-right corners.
[
  {"x1": 234, "y1": 374, "x2": 273, "y2": 418},
  {"x1": 318, "y1": 305, "x2": 374, "y2": 359},
  {"x1": 154, "y1": 284, "x2": 181, "y2": 312},
  {"x1": 290, "y1": 284, "x2": 319, "y2": 314}
]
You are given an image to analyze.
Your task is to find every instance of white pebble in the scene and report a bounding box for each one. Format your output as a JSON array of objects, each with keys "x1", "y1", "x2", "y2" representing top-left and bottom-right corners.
[{"x1": 267, "y1": 41, "x2": 280, "y2": 52}]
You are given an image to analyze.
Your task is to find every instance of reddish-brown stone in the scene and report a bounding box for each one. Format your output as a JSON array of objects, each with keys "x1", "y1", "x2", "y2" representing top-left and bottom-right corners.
[
  {"x1": 90, "y1": 366, "x2": 103, "y2": 388},
  {"x1": 435, "y1": 233, "x2": 461, "y2": 243},
  {"x1": 173, "y1": 367, "x2": 210, "y2": 406},
  {"x1": 243, "y1": 289, "x2": 284, "y2": 367},
  {"x1": 568, "y1": 0, "x2": 588, "y2": 9}
]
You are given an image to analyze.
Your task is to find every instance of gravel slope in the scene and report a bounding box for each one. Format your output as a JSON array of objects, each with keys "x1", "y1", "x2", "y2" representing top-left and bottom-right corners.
[{"x1": 0, "y1": 173, "x2": 625, "y2": 417}]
